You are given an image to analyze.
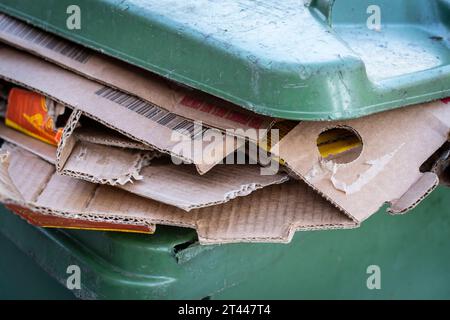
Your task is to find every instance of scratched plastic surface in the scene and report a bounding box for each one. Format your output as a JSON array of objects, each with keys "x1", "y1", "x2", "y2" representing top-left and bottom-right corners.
[{"x1": 0, "y1": 0, "x2": 449, "y2": 120}]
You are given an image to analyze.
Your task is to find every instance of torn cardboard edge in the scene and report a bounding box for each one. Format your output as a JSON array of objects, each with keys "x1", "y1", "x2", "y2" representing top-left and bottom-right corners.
[
  {"x1": 0, "y1": 120, "x2": 290, "y2": 211},
  {"x1": 0, "y1": 143, "x2": 357, "y2": 244},
  {"x1": 273, "y1": 99, "x2": 450, "y2": 221},
  {"x1": 56, "y1": 109, "x2": 158, "y2": 186},
  {"x1": 54, "y1": 111, "x2": 291, "y2": 210},
  {"x1": 0, "y1": 13, "x2": 275, "y2": 133},
  {"x1": 0, "y1": 44, "x2": 255, "y2": 175}
]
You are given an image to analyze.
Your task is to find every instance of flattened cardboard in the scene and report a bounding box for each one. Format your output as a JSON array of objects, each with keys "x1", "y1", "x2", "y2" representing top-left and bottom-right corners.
[
  {"x1": 0, "y1": 142, "x2": 157, "y2": 231},
  {"x1": 0, "y1": 44, "x2": 246, "y2": 174},
  {"x1": 75, "y1": 127, "x2": 153, "y2": 151},
  {"x1": 116, "y1": 161, "x2": 290, "y2": 211},
  {"x1": 2, "y1": 114, "x2": 289, "y2": 211},
  {"x1": 56, "y1": 110, "x2": 290, "y2": 210},
  {"x1": 0, "y1": 13, "x2": 273, "y2": 133},
  {"x1": 0, "y1": 143, "x2": 356, "y2": 244},
  {"x1": 0, "y1": 122, "x2": 56, "y2": 163},
  {"x1": 6, "y1": 204, "x2": 154, "y2": 234},
  {"x1": 273, "y1": 100, "x2": 450, "y2": 221}
]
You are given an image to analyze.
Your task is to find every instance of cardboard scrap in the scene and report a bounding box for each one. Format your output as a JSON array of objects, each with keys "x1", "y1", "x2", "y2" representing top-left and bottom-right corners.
[
  {"x1": 56, "y1": 109, "x2": 158, "y2": 186},
  {"x1": 0, "y1": 44, "x2": 249, "y2": 174},
  {"x1": 273, "y1": 99, "x2": 450, "y2": 219},
  {"x1": 0, "y1": 13, "x2": 274, "y2": 133},
  {"x1": 0, "y1": 143, "x2": 356, "y2": 244}
]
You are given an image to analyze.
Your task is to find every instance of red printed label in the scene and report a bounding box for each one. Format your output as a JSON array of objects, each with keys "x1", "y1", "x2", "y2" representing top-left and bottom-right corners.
[{"x1": 180, "y1": 95, "x2": 266, "y2": 129}]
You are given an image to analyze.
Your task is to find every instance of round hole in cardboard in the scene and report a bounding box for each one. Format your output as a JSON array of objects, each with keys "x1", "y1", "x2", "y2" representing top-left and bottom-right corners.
[{"x1": 317, "y1": 126, "x2": 363, "y2": 164}]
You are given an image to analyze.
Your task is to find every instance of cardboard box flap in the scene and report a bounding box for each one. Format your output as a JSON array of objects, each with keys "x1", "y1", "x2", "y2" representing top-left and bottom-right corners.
[
  {"x1": 56, "y1": 110, "x2": 157, "y2": 186},
  {"x1": 0, "y1": 44, "x2": 246, "y2": 175},
  {"x1": 0, "y1": 143, "x2": 356, "y2": 244},
  {"x1": 389, "y1": 172, "x2": 440, "y2": 214},
  {"x1": 62, "y1": 141, "x2": 152, "y2": 186},
  {"x1": 0, "y1": 122, "x2": 56, "y2": 164},
  {"x1": 0, "y1": 13, "x2": 274, "y2": 133},
  {"x1": 0, "y1": 143, "x2": 53, "y2": 203},
  {"x1": 90, "y1": 181, "x2": 357, "y2": 244},
  {"x1": 273, "y1": 100, "x2": 450, "y2": 222},
  {"x1": 120, "y1": 162, "x2": 290, "y2": 211}
]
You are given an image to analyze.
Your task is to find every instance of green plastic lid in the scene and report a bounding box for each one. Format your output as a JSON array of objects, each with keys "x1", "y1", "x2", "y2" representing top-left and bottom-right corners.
[{"x1": 0, "y1": 0, "x2": 449, "y2": 120}]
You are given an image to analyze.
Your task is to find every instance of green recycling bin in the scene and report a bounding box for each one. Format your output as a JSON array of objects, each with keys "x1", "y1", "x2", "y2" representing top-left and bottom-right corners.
[
  {"x1": 0, "y1": 0, "x2": 449, "y2": 120},
  {"x1": 1, "y1": 186, "x2": 450, "y2": 300}
]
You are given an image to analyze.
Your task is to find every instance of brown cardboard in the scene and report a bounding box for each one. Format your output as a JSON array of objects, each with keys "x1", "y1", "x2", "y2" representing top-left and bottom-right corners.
[
  {"x1": 55, "y1": 110, "x2": 290, "y2": 210},
  {"x1": 0, "y1": 122, "x2": 56, "y2": 163},
  {"x1": 0, "y1": 143, "x2": 356, "y2": 244},
  {"x1": 1, "y1": 115, "x2": 289, "y2": 211},
  {"x1": 0, "y1": 13, "x2": 274, "y2": 133},
  {"x1": 6, "y1": 204, "x2": 155, "y2": 234},
  {"x1": 0, "y1": 44, "x2": 247, "y2": 174},
  {"x1": 75, "y1": 127, "x2": 153, "y2": 151},
  {"x1": 56, "y1": 109, "x2": 158, "y2": 185},
  {"x1": 273, "y1": 100, "x2": 450, "y2": 221}
]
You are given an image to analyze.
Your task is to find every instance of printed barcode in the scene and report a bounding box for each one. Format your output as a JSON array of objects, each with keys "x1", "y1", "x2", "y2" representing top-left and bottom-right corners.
[
  {"x1": 95, "y1": 87, "x2": 208, "y2": 138},
  {"x1": 0, "y1": 13, "x2": 91, "y2": 64}
]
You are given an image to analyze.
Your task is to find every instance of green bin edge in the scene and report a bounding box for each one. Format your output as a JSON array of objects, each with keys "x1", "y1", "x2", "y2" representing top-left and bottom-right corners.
[
  {"x1": 1, "y1": 187, "x2": 449, "y2": 299},
  {"x1": 0, "y1": 0, "x2": 449, "y2": 120}
]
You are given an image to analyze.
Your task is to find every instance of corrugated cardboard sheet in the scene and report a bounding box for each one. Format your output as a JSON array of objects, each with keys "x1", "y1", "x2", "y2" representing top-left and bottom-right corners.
[
  {"x1": 0, "y1": 43, "x2": 255, "y2": 174},
  {"x1": 2, "y1": 114, "x2": 290, "y2": 211},
  {"x1": 273, "y1": 99, "x2": 450, "y2": 220},
  {"x1": 0, "y1": 142, "x2": 356, "y2": 244},
  {"x1": 0, "y1": 13, "x2": 274, "y2": 133},
  {"x1": 0, "y1": 12, "x2": 448, "y2": 244}
]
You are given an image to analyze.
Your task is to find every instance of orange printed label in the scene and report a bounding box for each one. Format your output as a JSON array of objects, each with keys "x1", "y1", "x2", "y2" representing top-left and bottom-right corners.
[{"x1": 5, "y1": 88, "x2": 63, "y2": 146}]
